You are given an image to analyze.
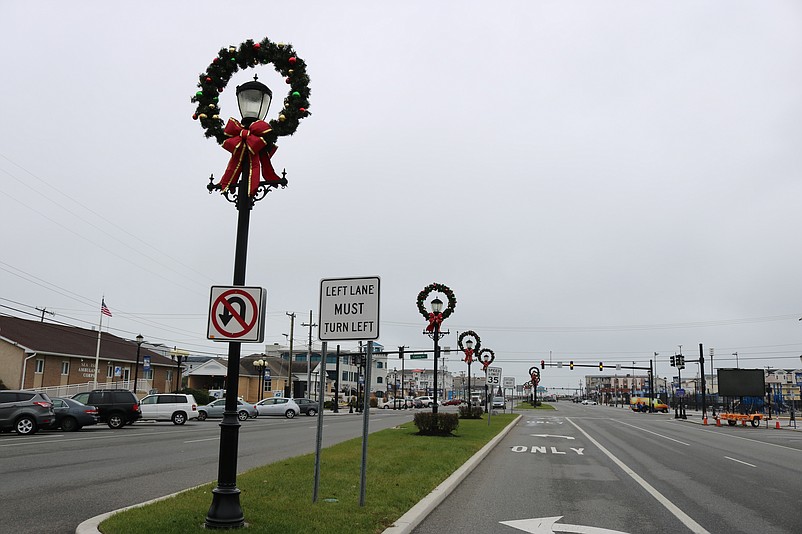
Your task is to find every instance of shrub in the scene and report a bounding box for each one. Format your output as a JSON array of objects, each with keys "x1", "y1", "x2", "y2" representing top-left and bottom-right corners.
[
  {"x1": 413, "y1": 412, "x2": 459, "y2": 435},
  {"x1": 458, "y1": 405, "x2": 484, "y2": 419},
  {"x1": 323, "y1": 400, "x2": 336, "y2": 410},
  {"x1": 369, "y1": 397, "x2": 378, "y2": 408},
  {"x1": 181, "y1": 388, "x2": 210, "y2": 406}
]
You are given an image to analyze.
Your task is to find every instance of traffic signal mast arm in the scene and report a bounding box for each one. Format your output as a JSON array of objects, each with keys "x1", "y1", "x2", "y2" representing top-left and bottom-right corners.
[{"x1": 541, "y1": 362, "x2": 652, "y2": 371}]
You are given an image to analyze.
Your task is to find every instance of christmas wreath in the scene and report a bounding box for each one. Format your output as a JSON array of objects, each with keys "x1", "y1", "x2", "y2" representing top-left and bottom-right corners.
[
  {"x1": 478, "y1": 348, "x2": 495, "y2": 371},
  {"x1": 416, "y1": 282, "x2": 457, "y2": 331},
  {"x1": 191, "y1": 38, "x2": 311, "y2": 145},
  {"x1": 457, "y1": 330, "x2": 481, "y2": 364}
]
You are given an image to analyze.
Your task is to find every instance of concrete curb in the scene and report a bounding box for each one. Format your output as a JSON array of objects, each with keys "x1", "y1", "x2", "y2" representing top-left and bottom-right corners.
[
  {"x1": 381, "y1": 414, "x2": 522, "y2": 534},
  {"x1": 75, "y1": 483, "x2": 206, "y2": 534}
]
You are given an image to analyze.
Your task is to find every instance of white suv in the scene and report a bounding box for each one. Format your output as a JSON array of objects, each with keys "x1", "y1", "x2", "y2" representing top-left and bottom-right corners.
[
  {"x1": 414, "y1": 396, "x2": 437, "y2": 408},
  {"x1": 138, "y1": 393, "x2": 199, "y2": 425}
]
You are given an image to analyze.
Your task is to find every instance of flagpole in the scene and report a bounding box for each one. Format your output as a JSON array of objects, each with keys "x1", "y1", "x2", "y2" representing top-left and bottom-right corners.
[{"x1": 93, "y1": 301, "x2": 104, "y2": 389}]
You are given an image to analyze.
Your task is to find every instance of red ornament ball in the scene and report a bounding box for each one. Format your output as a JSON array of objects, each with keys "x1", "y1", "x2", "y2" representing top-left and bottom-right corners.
[
  {"x1": 285, "y1": 77, "x2": 291, "y2": 84},
  {"x1": 205, "y1": 77, "x2": 212, "y2": 82},
  {"x1": 289, "y1": 56, "x2": 297, "y2": 65},
  {"x1": 299, "y1": 107, "x2": 306, "y2": 112},
  {"x1": 192, "y1": 113, "x2": 198, "y2": 120},
  {"x1": 253, "y1": 43, "x2": 261, "y2": 50},
  {"x1": 213, "y1": 58, "x2": 219, "y2": 64}
]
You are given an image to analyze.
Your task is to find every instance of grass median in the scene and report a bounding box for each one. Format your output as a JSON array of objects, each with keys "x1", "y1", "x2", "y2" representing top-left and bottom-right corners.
[{"x1": 99, "y1": 413, "x2": 517, "y2": 534}]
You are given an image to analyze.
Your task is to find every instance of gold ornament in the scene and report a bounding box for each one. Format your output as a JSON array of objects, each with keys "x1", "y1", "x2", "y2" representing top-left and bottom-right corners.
[
  {"x1": 199, "y1": 113, "x2": 208, "y2": 119},
  {"x1": 212, "y1": 114, "x2": 220, "y2": 119},
  {"x1": 279, "y1": 114, "x2": 286, "y2": 122}
]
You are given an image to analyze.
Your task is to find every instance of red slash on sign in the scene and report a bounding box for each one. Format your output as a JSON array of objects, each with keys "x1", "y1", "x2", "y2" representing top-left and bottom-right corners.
[{"x1": 207, "y1": 286, "x2": 266, "y2": 342}]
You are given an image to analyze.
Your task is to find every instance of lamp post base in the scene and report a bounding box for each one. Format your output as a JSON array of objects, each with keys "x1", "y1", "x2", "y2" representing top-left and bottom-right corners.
[{"x1": 205, "y1": 486, "x2": 244, "y2": 529}]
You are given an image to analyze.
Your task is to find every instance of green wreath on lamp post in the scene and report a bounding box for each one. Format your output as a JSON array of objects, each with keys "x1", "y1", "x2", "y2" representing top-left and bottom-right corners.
[
  {"x1": 191, "y1": 37, "x2": 310, "y2": 144},
  {"x1": 416, "y1": 282, "x2": 456, "y2": 331}
]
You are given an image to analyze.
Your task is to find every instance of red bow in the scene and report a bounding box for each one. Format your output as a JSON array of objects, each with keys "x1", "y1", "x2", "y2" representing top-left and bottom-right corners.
[
  {"x1": 426, "y1": 312, "x2": 443, "y2": 332},
  {"x1": 482, "y1": 360, "x2": 492, "y2": 371},
  {"x1": 217, "y1": 118, "x2": 282, "y2": 196},
  {"x1": 462, "y1": 348, "x2": 474, "y2": 364}
]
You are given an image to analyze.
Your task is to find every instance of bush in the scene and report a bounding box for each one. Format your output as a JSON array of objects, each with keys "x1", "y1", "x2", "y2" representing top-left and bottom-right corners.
[
  {"x1": 369, "y1": 397, "x2": 378, "y2": 408},
  {"x1": 413, "y1": 412, "x2": 459, "y2": 435},
  {"x1": 458, "y1": 405, "x2": 484, "y2": 419},
  {"x1": 181, "y1": 388, "x2": 210, "y2": 406},
  {"x1": 324, "y1": 400, "x2": 336, "y2": 410}
]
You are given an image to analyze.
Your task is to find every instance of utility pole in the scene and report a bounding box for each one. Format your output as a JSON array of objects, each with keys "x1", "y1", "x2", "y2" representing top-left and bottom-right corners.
[
  {"x1": 286, "y1": 312, "x2": 296, "y2": 398},
  {"x1": 36, "y1": 307, "x2": 54, "y2": 322},
  {"x1": 302, "y1": 310, "x2": 317, "y2": 400}
]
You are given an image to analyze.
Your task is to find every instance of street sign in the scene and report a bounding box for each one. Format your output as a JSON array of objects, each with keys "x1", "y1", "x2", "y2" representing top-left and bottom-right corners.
[
  {"x1": 207, "y1": 286, "x2": 267, "y2": 342},
  {"x1": 487, "y1": 367, "x2": 502, "y2": 386},
  {"x1": 410, "y1": 353, "x2": 428, "y2": 359},
  {"x1": 318, "y1": 276, "x2": 380, "y2": 341},
  {"x1": 503, "y1": 376, "x2": 515, "y2": 388},
  {"x1": 676, "y1": 388, "x2": 685, "y2": 397}
]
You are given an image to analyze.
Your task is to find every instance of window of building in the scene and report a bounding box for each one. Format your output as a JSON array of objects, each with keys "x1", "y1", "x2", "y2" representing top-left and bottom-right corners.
[
  {"x1": 61, "y1": 361, "x2": 69, "y2": 375},
  {"x1": 377, "y1": 376, "x2": 383, "y2": 384},
  {"x1": 35, "y1": 359, "x2": 44, "y2": 373},
  {"x1": 143, "y1": 369, "x2": 153, "y2": 380},
  {"x1": 166, "y1": 369, "x2": 173, "y2": 381},
  {"x1": 107, "y1": 366, "x2": 114, "y2": 378},
  {"x1": 342, "y1": 371, "x2": 348, "y2": 382},
  {"x1": 376, "y1": 361, "x2": 383, "y2": 369}
]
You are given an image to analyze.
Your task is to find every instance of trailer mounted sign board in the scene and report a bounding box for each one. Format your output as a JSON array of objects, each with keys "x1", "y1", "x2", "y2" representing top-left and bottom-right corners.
[
  {"x1": 319, "y1": 276, "x2": 380, "y2": 341},
  {"x1": 207, "y1": 286, "x2": 267, "y2": 343}
]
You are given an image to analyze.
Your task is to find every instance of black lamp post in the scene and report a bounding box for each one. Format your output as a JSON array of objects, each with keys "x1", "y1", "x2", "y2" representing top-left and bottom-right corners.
[
  {"x1": 206, "y1": 77, "x2": 286, "y2": 530},
  {"x1": 253, "y1": 359, "x2": 266, "y2": 402},
  {"x1": 132, "y1": 334, "x2": 143, "y2": 395},
  {"x1": 428, "y1": 297, "x2": 444, "y2": 414}
]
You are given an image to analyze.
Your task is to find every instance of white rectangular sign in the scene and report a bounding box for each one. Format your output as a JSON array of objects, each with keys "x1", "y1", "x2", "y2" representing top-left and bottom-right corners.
[
  {"x1": 319, "y1": 276, "x2": 380, "y2": 341},
  {"x1": 487, "y1": 366, "x2": 502, "y2": 386},
  {"x1": 503, "y1": 376, "x2": 515, "y2": 388}
]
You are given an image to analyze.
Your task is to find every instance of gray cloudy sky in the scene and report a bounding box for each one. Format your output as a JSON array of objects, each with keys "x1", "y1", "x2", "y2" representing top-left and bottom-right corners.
[{"x1": 2, "y1": 1, "x2": 801, "y2": 390}]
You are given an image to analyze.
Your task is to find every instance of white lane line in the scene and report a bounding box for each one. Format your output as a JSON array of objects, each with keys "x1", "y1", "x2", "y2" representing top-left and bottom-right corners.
[
  {"x1": 566, "y1": 417, "x2": 710, "y2": 534},
  {"x1": 724, "y1": 456, "x2": 757, "y2": 468},
  {"x1": 615, "y1": 420, "x2": 690, "y2": 446},
  {"x1": 690, "y1": 426, "x2": 802, "y2": 453},
  {"x1": 184, "y1": 437, "x2": 219, "y2": 443}
]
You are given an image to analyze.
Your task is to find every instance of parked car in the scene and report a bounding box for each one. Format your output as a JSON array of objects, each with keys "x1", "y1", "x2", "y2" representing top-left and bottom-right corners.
[
  {"x1": 413, "y1": 396, "x2": 438, "y2": 408},
  {"x1": 293, "y1": 398, "x2": 319, "y2": 416},
  {"x1": 377, "y1": 397, "x2": 397, "y2": 409},
  {"x1": 197, "y1": 398, "x2": 258, "y2": 421},
  {"x1": 442, "y1": 398, "x2": 466, "y2": 406},
  {"x1": 72, "y1": 389, "x2": 141, "y2": 429},
  {"x1": 51, "y1": 397, "x2": 98, "y2": 432},
  {"x1": 139, "y1": 393, "x2": 199, "y2": 425},
  {"x1": 491, "y1": 396, "x2": 506, "y2": 409},
  {"x1": 581, "y1": 399, "x2": 598, "y2": 405},
  {"x1": 254, "y1": 397, "x2": 300, "y2": 418},
  {"x1": 0, "y1": 390, "x2": 55, "y2": 435}
]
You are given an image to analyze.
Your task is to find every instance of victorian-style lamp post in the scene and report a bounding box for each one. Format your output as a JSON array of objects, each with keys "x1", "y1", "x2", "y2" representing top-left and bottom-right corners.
[{"x1": 133, "y1": 334, "x2": 144, "y2": 394}]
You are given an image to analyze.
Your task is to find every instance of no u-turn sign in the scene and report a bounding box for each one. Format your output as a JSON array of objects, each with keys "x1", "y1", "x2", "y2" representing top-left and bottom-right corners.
[{"x1": 207, "y1": 286, "x2": 267, "y2": 342}]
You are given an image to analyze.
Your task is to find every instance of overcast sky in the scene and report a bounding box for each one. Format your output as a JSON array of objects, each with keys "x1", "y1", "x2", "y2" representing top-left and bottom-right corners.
[{"x1": 2, "y1": 1, "x2": 802, "y2": 391}]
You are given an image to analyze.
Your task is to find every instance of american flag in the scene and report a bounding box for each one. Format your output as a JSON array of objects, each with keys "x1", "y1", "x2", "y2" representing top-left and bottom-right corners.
[{"x1": 101, "y1": 299, "x2": 112, "y2": 318}]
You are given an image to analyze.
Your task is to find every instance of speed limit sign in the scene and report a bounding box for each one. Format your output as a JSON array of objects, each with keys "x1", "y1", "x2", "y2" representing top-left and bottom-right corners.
[{"x1": 487, "y1": 367, "x2": 502, "y2": 386}]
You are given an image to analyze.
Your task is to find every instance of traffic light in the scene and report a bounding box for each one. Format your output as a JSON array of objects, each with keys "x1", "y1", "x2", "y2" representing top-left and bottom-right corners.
[
  {"x1": 677, "y1": 355, "x2": 685, "y2": 368},
  {"x1": 540, "y1": 360, "x2": 545, "y2": 369},
  {"x1": 599, "y1": 362, "x2": 603, "y2": 371},
  {"x1": 569, "y1": 361, "x2": 574, "y2": 370},
  {"x1": 670, "y1": 355, "x2": 676, "y2": 367},
  {"x1": 399, "y1": 346, "x2": 405, "y2": 359}
]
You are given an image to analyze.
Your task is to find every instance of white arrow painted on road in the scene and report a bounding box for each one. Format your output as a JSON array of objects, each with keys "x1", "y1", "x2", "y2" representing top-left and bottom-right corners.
[
  {"x1": 500, "y1": 516, "x2": 631, "y2": 534},
  {"x1": 530, "y1": 434, "x2": 575, "y2": 440}
]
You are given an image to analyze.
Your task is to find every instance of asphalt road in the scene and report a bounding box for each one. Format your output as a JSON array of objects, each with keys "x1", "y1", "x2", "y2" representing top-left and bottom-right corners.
[
  {"x1": 0, "y1": 409, "x2": 414, "y2": 534},
  {"x1": 412, "y1": 402, "x2": 802, "y2": 534}
]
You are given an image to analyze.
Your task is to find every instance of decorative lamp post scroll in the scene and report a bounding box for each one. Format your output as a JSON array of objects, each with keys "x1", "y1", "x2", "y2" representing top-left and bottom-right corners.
[
  {"x1": 192, "y1": 37, "x2": 311, "y2": 530},
  {"x1": 529, "y1": 366, "x2": 541, "y2": 406}
]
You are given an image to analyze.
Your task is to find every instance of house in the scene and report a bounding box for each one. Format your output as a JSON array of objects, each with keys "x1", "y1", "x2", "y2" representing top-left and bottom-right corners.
[{"x1": 0, "y1": 315, "x2": 177, "y2": 397}]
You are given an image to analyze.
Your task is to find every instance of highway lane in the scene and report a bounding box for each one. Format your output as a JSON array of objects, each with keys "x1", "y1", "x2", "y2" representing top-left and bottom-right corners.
[
  {"x1": 0, "y1": 409, "x2": 413, "y2": 534},
  {"x1": 413, "y1": 402, "x2": 802, "y2": 534}
]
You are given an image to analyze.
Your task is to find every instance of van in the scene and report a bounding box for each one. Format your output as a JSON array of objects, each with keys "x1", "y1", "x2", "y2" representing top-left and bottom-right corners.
[{"x1": 630, "y1": 397, "x2": 669, "y2": 413}]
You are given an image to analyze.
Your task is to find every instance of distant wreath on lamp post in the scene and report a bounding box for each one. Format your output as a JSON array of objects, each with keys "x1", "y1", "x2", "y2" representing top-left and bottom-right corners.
[
  {"x1": 190, "y1": 37, "x2": 311, "y2": 146},
  {"x1": 416, "y1": 283, "x2": 457, "y2": 321},
  {"x1": 458, "y1": 330, "x2": 481, "y2": 363}
]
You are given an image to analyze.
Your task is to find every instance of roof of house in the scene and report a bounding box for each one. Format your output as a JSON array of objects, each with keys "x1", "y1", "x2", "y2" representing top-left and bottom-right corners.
[{"x1": 0, "y1": 315, "x2": 172, "y2": 365}]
